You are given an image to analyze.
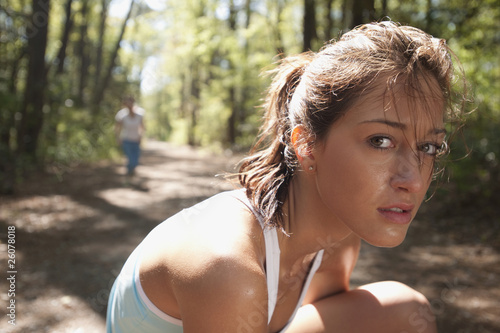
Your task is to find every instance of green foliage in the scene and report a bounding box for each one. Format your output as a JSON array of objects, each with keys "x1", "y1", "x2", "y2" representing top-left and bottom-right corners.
[
  {"x1": 41, "y1": 105, "x2": 120, "y2": 178},
  {"x1": 438, "y1": 0, "x2": 500, "y2": 211},
  {"x1": 134, "y1": 0, "x2": 276, "y2": 148}
]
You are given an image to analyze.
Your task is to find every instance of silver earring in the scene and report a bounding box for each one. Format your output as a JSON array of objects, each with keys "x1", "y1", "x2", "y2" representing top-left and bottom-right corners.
[{"x1": 308, "y1": 166, "x2": 314, "y2": 171}]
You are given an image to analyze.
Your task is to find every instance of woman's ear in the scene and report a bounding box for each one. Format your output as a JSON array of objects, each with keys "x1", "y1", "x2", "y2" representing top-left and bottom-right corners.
[{"x1": 291, "y1": 126, "x2": 316, "y2": 170}]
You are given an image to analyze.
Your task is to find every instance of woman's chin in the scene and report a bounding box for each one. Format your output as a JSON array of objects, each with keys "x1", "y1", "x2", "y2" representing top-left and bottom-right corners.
[{"x1": 364, "y1": 233, "x2": 408, "y2": 248}]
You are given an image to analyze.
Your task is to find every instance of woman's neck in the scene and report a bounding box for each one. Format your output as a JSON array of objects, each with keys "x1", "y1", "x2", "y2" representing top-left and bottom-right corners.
[
  {"x1": 128, "y1": 106, "x2": 136, "y2": 117},
  {"x1": 278, "y1": 173, "x2": 352, "y2": 265}
]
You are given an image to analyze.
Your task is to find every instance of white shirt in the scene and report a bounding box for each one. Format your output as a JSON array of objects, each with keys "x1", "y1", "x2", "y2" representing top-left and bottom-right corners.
[{"x1": 115, "y1": 106, "x2": 145, "y2": 142}]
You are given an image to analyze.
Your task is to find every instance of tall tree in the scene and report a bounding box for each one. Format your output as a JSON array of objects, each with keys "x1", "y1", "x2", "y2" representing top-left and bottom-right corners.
[
  {"x1": 351, "y1": 0, "x2": 375, "y2": 28},
  {"x1": 187, "y1": 61, "x2": 201, "y2": 146},
  {"x1": 185, "y1": 1, "x2": 205, "y2": 146},
  {"x1": 44, "y1": 0, "x2": 74, "y2": 159},
  {"x1": 381, "y1": 0, "x2": 388, "y2": 19},
  {"x1": 226, "y1": 0, "x2": 238, "y2": 145},
  {"x1": 341, "y1": 0, "x2": 349, "y2": 29},
  {"x1": 425, "y1": 0, "x2": 432, "y2": 31},
  {"x1": 92, "y1": 0, "x2": 135, "y2": 112},
  {"x1": 1, "y1": 5, "x2": 28, "y2": 193},
  {"x1": 269, "y1": 0, "x2": 285, "y2": 56},
  {"x1": 323, "y1": 0, "x2": 334, "y2": 41},
  {"x1": 239, "y1": 0, "x2": 253, "y2": 138},
  {"x1": 76, "y1": 0, "x2": 90, "y2": 106},
  {"x1": 16, "y1": 0, "x2": 50, "y2": 162},
  {"x1": 303, "y1": 0, "x2": 317, "y2": 51},
  {"x1": 54, "y1": 0, "x2": 73, "y2": 75},
  {"x1": 92, "y1": 0, "x2": 110, "y2": 108}
]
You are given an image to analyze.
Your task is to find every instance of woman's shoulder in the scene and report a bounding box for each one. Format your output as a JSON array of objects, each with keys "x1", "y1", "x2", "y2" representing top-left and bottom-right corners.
[
  {"x1": 138, "y1": 191, "x2": 269, "y2": 327},
  {"x1": 165, "y1": 191, "x2": 270, "y2": 330},
  {"x1": 115, "y1": 108, "x2": 128, "y2": 120},
  {"x1": 142, "y1": 190, "x2": 266, "y2": 278}
]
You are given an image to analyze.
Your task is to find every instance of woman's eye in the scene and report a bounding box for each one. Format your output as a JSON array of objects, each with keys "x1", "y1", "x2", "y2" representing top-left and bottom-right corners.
[
  {"x1": 418, "y1": 142, "x2": 443, "y2": 156},
  {"x1": 369, "y1": 136, "x2": 394, "y2": 149}
]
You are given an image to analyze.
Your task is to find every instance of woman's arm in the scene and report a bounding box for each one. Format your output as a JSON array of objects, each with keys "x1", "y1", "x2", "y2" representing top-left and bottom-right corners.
[
  {"x1": 289, "y1": 234, "x2": 436, "y2": 333},
  {"x1": 172, "y1": 251, "x2": 270, "y2": 333}
]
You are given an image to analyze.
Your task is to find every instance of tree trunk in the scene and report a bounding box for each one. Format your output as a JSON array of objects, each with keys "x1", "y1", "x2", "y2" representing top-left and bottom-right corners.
[
  {"x1": 341, "y1": 0, "x2": 349, "y2": 30},
  {"x1": 381, "y1": 0, "x2": 388, "y2": 19},
  {"x1": 76, "y1": 0, "x2": 90, "y2": 106},
  {"x1": 92, "y1": 0, "x2": 135, "y2": 112},
  {"x1": 92, "y1": 0, "x2": 109, "y2": 114},
  {"x1": 1, "y1": 28, "x2": 27, "y2": 193},
  {"x1": 425, "y1": 0, "x2": 432, "y2": 32},
  {"x1": 0, "y1": 50, "x2": 22, "y2": 194},
  {"x1": 227, "y1": 86, "x2": 237, "y2": 145},
  {"x1": 351, "y1": 0, "x2": 375, "y2": 28},
  {"x1": 239, "y1": 0, "x2": 253, "y2": 134},
  {"x1": 55, "y1": 0, "x2": 73, "y2": 74},
  {"x1": 323, "y1": 0, "x2": 334, "y2": 41},
  {"x1": 188, "y1": 63, "x2": 200, "y2": 146},
  {"x1": 16, "y1": 0, "x2": 50, "y2": 163},
  {"x1": 186, "y1": 1, "x2": 206, "y2": 146},
  {"x1": 43, "y1": 0, "x2": 73, "y2": 160},
  {"x1": 179, "y1": 72, "x2": 188, "y2": 118},
  {"x1": 303, "y1": 0, "x2": 317, "y2": 52},
  {"x1": 226, "y1": 0, "x2": 238, "y2": 145},
  {"x1": 272, "y1": 0, "x2": 285, "y2": 56},
  {"x1": 245, "y1": 0, "x2": 252, "y2": 28}
]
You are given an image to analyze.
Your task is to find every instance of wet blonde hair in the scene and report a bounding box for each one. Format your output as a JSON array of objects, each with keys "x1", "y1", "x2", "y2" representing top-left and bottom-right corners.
[{"x1": 238, "y1": 21, "x2": 466, "y2": 230}]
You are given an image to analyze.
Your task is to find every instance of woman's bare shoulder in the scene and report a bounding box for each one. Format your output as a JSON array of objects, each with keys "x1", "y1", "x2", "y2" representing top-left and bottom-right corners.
[
  {"x1": 142, "y1": 191, "x2": 266, "y2": 280},
  {"x1": 140, "y1": 192, "x2": 270, "y2": 330}
]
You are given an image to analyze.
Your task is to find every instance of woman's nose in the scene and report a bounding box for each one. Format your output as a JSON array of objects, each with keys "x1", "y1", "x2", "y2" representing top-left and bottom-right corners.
[{"x1": 390, "y1": 153, "x2": 427, "y2": 193}]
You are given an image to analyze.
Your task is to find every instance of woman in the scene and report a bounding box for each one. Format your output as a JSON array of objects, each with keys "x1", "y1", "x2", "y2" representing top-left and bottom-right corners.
[
  {"x1": 107, "y1": 21, "x2": 465, "y2": 332},
  {"x1": 115, "y1": 96, "x2": 146, "y2": 177}
]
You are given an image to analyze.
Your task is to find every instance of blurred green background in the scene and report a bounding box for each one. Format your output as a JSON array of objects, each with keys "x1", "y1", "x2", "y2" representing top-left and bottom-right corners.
[{"x1": 1, "y1": 0, "x2": 499, "y2": 221}]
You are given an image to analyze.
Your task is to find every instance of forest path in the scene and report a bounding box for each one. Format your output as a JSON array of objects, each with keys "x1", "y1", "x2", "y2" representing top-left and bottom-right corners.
[{"x1": 0, "y1": 140, "x2": 498, "y2": 332}]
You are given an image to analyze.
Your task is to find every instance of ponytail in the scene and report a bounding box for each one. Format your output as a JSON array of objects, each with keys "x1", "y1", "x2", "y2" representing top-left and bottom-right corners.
[{"x1": 238, "y1": 53, "x2": 315, "y2": 231}]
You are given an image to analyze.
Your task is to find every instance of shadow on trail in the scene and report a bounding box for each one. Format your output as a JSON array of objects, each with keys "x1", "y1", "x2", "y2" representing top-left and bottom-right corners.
[{"x1": 0, "y1": 141, "x2": 238, "y2": 332}]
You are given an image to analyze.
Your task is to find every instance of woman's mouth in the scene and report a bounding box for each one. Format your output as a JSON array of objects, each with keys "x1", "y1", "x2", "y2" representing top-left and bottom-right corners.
[{"x1": 377, "y1": 206, "x2": 413, "y2": 224}]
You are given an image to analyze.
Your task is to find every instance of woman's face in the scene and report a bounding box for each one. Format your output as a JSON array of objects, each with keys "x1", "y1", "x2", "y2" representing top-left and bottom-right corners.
[
  {"x1": 124, "y1": 99, "x2": 135, "y2": 110},
  {"x1": 312, "y1": 77, "x2": 446, "y2": 247}
]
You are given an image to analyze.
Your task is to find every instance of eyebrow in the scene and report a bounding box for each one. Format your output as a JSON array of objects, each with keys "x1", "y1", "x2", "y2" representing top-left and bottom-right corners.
[{"x1": 361, "y1": 119, "x2": 447, "y2": 135}]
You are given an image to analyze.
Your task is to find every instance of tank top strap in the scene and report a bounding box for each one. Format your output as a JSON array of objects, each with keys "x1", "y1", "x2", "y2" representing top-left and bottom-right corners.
[
  {"x1": 231, "y1": 189, "x2": 281, "y2": 323},
  {"x1": 230, "y1": 189, "x2": 324, "y2": 331}
]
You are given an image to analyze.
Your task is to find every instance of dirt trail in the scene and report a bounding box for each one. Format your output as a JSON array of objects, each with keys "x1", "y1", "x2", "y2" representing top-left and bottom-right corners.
[{"x1": 0, "y1": 140, "x2": 499, "y2": 332}]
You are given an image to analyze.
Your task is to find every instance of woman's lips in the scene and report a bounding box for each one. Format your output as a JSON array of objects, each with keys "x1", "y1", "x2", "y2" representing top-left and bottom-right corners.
[{"x1": 377, "y1": 205, "x2": 414, "y2": 224}]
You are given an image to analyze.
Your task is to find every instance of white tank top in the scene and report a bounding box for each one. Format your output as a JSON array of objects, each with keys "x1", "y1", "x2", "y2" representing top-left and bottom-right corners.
[{"x1": 108, "y1": 190, "x2": 324, "y2": 332}]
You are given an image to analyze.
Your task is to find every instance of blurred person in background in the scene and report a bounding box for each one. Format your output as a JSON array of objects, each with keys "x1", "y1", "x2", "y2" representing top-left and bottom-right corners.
[{"x1": 115, "y1": 96, "x2": 145, "y2": 178}]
